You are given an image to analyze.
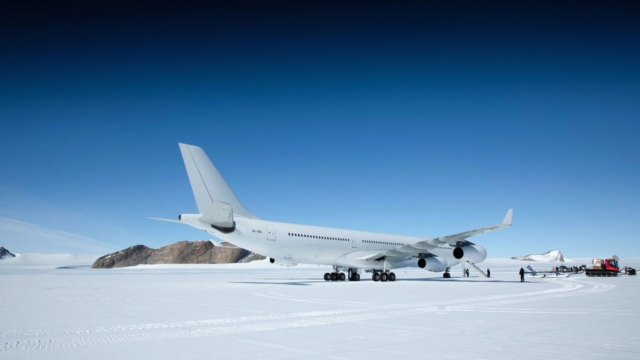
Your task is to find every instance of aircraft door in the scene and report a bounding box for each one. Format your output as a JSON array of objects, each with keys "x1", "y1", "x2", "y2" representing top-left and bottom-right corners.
[
  {"x1": 266, "y1": 224, "x2": 276, "y2": 241},
  {"x1": 351, "y1": 236, "x2": 357, "y2": 248}
]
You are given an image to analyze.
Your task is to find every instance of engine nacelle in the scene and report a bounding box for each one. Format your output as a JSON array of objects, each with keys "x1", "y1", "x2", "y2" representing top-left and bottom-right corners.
[
  {"x1": 452, "y1": 245, "x2": 487, "y2": 263},
  {"x1": 269, "y1": 258, "x2": 298, "y2": 267},
  {"x1": 417, "y1": 256, "x2": 447, "y2": 272}
]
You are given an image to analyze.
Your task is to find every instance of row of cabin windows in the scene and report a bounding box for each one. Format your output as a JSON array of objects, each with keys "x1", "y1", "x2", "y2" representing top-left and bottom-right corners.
[
  {"x1": 363, "y1": 240, "x2": 405, "y2": 246},
  {"x1": 288, "y1": 233, "x2": 348, "y2": 242}
]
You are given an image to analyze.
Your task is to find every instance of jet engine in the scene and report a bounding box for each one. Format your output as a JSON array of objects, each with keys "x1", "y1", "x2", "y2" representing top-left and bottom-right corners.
[
  {"x1": 452, "y1": 245, "x2": 487, "y2": 263},
  {"x1": 417, "y1": 256, "x2": 447, "y2": 272},
  {"x1": 269, "y1": 258, "x2": 298, "y2": 267}
]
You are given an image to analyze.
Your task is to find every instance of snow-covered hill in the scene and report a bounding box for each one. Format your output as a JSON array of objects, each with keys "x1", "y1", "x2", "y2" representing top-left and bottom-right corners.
[
  {"x1": 0, "y1": 253, "x2": 99, "y2": 268},
  {"x1": 511, "y1": 250, "x2": 564, "y2": 262}
]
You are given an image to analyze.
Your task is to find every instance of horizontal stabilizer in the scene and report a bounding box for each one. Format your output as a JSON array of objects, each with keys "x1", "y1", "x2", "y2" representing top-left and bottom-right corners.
[
  {"x1": 209, "y1": 239, "x2": 239, "y2": 249},
  {"x1": 147, "y1": 217, "x2": 181, "y2": 224}
]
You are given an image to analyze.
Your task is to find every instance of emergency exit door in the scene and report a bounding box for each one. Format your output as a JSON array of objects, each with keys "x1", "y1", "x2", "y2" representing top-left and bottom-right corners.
[{"x1": 267, "y1": 224, "x2": 276, "y2": 241}]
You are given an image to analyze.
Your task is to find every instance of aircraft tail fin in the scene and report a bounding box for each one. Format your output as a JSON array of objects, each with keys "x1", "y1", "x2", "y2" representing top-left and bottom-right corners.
[{"x1": 178, "y1": 143, "x2": 259, "y2": 219}]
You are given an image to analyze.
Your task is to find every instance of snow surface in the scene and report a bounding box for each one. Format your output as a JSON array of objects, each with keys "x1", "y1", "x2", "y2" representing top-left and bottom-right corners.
[{"x1": 1, "y1": 256, "x2": 639, "y2": 359}]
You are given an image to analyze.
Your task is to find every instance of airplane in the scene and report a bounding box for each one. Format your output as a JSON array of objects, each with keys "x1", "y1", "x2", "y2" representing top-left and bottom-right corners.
[
  {"x1": 525, "y1": 265, "x2": 546, "y2": 278},
  {"x1": 151, "y1": 143, "x2": 513, "y2": 282}
]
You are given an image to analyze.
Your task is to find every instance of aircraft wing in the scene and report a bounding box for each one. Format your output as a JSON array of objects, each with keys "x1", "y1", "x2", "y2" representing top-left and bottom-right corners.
[
  {"x1": 425, "y1": 209, "x2": 512, "y2": 246},
  {"x1": 356, "y1": 209, "x2": 513, "y2": 265}
]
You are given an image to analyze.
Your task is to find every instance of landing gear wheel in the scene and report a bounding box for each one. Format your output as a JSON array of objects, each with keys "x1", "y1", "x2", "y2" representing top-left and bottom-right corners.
[
  {"x1": 389, "y1": 272, "x2": 396, "y2": 281},
  {"x1": 348, "y1": 269, "x2": 356, "y2": 281},
  {"x1": 356, "y1": 274, "x2": 360, "y2": 281},
  {"x1": 373, "y1": 273, "x2": 380, "y2": 282},
  {"x1": 443, "y1": 273, "x2": 451, "y2": 278},
  {"x1": 381, "y1": 273, "x2": 388, "y2": 282},
  {"x1": 331, "y1": 273, "x2": 338, "y2": 281},
  {"x1": 324, "y1": 273, "x2": 331, "y2": 281},
  {"x1": 339, "y1": 273, "x2": 346, "y2": 281}
]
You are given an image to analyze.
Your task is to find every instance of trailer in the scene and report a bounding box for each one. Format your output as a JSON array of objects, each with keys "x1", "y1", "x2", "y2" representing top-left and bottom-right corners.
[
  {"x1": 585, "y1": 258, "x2": 619, "y2": 277},
  {"x1": 620, "y1": 266, "x2": 636, "y2": 275}
]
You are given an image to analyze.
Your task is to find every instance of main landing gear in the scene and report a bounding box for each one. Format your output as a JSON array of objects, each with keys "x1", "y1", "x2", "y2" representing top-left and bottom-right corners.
[
  {"x1": 372, "y1": 271, "x2": 396, "y2": 282},
  {"x1": 443, "y1": 267, "x2": 451, "y2": 278},
  {"x1": 348, "y1": 268, "x2": 361, "y2": 281},
  {"x1": 324, "y1": 267, "x2": 360, "y2": 281},
  {"x1": 323, "y1": 272, "x2": 346, "y2": 281}
]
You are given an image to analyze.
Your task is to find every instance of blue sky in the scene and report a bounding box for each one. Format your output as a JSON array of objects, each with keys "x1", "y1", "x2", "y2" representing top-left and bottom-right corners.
[{"x1": 1, "y1": 1, "x2": 639, "y2": 257}]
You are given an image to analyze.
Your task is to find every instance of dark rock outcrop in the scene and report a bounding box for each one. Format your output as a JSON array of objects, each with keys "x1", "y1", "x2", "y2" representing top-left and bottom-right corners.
[
  {"x1": 92, "y1": 245, "x2": 154, "y2": 268},
  {"x1": 92, "y1": 241, "x2": 261, "y2": 268},
  {"x1": 0, "y1": 247, "x2": 16, "y2": 259}
]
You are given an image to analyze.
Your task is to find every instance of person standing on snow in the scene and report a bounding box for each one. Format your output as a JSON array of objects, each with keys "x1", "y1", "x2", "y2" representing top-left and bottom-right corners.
[{"x1": 519, "y1": 267, "x2": 525, "y2": 282}]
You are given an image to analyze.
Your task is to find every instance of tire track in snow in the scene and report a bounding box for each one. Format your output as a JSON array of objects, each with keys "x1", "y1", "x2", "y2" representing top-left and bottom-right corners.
[
  {"x1": 0, "y1": 277, "x2": 614, "y2": 352},
  {"x1": 0, "y1": 309, "x2": 360, "y2": 339},
  {"x1": 255, "y1": 276, "x2": 584, "y2": 310},
  {"x1": 1, "y1": 309, "x2": 428, "y2": 351}
]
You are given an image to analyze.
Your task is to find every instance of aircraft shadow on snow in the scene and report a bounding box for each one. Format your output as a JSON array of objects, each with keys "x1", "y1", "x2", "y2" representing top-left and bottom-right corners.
[{"x1": 230, "y1": 278, "x2": 524, "y2": 285}]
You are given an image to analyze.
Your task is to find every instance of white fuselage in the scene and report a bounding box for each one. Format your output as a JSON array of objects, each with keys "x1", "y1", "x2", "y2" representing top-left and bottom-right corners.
[{"x1": 180, "y1": 214, "x2": 476, "y2": 271}]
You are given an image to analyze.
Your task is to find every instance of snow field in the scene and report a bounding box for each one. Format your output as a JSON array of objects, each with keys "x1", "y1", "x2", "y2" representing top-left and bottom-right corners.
[{"x1": 0, "y1": 258, "x2": 638, "y2": 359}]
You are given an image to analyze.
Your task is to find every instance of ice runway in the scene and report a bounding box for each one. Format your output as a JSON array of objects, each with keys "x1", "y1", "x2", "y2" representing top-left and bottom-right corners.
[{"x1": 1, "y1": 258, "x2": 639, "y2": 359}]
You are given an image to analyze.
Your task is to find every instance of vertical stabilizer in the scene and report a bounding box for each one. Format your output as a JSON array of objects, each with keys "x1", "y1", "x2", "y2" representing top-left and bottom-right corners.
[{"x1": 178, "y1": 143, "x2": 259, "y2": 219}]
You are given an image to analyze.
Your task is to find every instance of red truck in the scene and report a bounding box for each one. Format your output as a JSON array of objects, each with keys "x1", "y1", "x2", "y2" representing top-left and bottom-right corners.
[{"x1": 585, "y1": 258, "x2": 619, "y2": 277}]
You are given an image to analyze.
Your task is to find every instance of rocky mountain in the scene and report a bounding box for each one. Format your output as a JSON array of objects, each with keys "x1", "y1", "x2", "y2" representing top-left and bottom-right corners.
[
  {"x1": 92, "y1": 241, "x2": 263, "y2": 268},
  {"x1": 0, "y1": 247, "x2": 16, "y2": 259},
  {"x1": 512, "y1": 250, "x2": 564, "y2": 262}
]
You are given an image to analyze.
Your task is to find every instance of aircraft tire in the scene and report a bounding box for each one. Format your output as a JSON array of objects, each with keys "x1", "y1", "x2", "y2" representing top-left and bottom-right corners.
[
  {"x1": 324, "y1": 273, "x2": 330, "y2": 281},
  {"x1": 373, "y1": 273, "x2": 380, "y2": 282},
  {"x1": 381, "y1": 273, "x2": 388, "y2": 282},
  {"x1": 331, "y1": 273, "x2": 338, "y2": 281},
  {"x1": 389, "y1": 272, "x2": 396, "y2": 281},
  {"x1": 355, "y1": 274, "x2": 360, "y2": 281},
  {"x1": 339, "y1": 273, "x2": 346, "y2": 281}
]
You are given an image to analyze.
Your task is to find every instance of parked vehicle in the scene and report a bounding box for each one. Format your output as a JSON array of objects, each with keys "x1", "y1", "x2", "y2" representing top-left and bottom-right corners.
[{"x1": 585, "y1": 258, "x2": 619, "y2": 277}]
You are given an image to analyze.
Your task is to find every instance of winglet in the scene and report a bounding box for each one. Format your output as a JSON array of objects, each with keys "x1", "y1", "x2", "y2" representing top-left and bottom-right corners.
[{"x1": 502, "y1": 209, "x2": 513, "y2": 226}]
